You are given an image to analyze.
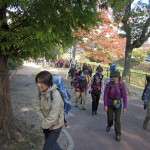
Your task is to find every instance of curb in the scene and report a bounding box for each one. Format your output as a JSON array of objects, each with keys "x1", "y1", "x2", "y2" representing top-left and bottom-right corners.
[{"x1": 62, "y1": 128, "x2": 75, "y2": 150}]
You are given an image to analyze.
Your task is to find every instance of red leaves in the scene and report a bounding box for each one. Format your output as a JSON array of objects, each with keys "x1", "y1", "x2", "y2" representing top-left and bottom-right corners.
[{"x1": 72, "y1": 9, "x2": 125, "y2": 63}]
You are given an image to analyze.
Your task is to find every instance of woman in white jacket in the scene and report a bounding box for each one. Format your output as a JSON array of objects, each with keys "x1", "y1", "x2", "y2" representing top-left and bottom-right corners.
[{"x1": 34, "y1": 71, "x2": 64, "y2": 150}]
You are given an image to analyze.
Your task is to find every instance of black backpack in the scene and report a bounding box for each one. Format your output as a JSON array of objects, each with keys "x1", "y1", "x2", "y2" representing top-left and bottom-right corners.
[{"x1": 76, "y1": 77, "x2": 86, "y2": 90}]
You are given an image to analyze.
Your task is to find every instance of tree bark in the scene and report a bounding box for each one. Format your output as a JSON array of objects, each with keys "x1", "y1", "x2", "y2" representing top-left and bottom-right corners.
[
  {"x1": 0, "y1": 5, "x2": 23, "y2": 144},
  {"x1": 0, "y1": 55, "x2": 24, "y2": 144},
  {"x1": 122, "y1": 47, "x2": 132, "y2": 81}
]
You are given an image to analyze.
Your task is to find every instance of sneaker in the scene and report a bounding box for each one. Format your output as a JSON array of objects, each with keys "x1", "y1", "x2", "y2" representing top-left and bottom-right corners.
[
  {"x1": 106, "y1": 126, "x2": 111, "y2": 132},
  {"x1": 115, "y1": 135, "x2": 121, "y2": 142}
]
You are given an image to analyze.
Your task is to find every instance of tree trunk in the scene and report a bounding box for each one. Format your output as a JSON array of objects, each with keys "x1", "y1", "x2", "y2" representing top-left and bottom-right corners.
[
  {"x1": 72, "y1": 45, "x2": 76, "y2": 59},
  {"x1": 122, "y1": 47, "x2": 133, "y2": 96},
  {"x1": 0, "y1": 55, "x2": 24, "y2": 144},
  {"x1": 122, "y1": 47, "x2": 132, "y2": 82}
]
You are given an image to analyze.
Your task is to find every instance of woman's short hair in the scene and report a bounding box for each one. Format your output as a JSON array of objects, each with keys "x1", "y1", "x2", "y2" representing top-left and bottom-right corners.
[{"x1": 35, "y1": 70, "x2": 53, "y2": 87}]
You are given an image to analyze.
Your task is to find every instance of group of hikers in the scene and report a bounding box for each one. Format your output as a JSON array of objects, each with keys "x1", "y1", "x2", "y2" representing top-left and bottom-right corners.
[
  {"x1": 33, "y1": 61, "x2": 150, "y2": 150},
  {"x1": 67, "y1": 62, "x2": 126, "y2": 142}
]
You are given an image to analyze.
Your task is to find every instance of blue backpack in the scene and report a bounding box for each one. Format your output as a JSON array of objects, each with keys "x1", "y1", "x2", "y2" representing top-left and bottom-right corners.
[
  {"x1": 39, "y1": 74, "x2": 71, "y2": 116},
  {"x1": 51, "y1": 74, "x2": 71, "y2": 116},
  {"x1": 50, "y1": 74, "x2": 71, "y2": 115},
  {"x1": 110, "y1": 64, "x2": 116, "y2": 72}
]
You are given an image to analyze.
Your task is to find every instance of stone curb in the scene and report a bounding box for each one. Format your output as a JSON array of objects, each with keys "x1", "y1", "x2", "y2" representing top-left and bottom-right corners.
[{"x1": 62, "y1": 128, "x2": 75, "y2": 150}]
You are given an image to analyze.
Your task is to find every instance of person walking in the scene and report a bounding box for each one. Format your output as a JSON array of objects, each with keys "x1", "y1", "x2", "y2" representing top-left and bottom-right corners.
[
  {"x1": 103, "y1": 71, "x2": 127, "y2": 142},
  {"x1": 87, "y1": 65, "x2": 93, "y2": 77},
  {"x1": 142, "y1": 75, "x2": 150, "y2": 129},
  {"x1": 74, "y1": 73, "x2": 87, "y2": 110},
  {"x1": 34, "y1": 71, "x2": 64, "y2": 150},
  {"x1": 68, "y1": 64, "x2": 76, "y2": 89},
  {"x1": 89, "y1": 72, "x2": 103, "y2": 115},
  {"x1": 96, "y1": 63, "x2": 103, "y2": 73}
]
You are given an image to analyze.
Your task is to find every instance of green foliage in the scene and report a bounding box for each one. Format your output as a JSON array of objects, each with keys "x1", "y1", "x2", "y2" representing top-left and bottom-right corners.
[
  {"x1": 8, "y1": 58, "x2": 23, "y2": 70},
  {"x1": 131, "y1": 48, "x2": 146, "y2": 67},
  {"x1": 0, "y1": 0, "x2": 98, "y2": 60}
]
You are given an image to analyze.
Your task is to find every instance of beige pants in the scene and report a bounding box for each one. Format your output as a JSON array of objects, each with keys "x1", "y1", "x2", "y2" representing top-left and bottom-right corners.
[{"x1": 76, "y1": 91, "x2": 86, "y2": 108}]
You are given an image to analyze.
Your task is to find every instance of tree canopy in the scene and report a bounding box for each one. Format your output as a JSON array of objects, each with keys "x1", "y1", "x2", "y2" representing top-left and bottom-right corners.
[
  {"x1": 97, "y1": 0, "x2": 150, "y2": 80},
  {"x1": 73, "y1": 9, "x2": 125, "y2": 63},
  {"x1": 0, "y1": 0, "x2": 98, "y2": 60}
]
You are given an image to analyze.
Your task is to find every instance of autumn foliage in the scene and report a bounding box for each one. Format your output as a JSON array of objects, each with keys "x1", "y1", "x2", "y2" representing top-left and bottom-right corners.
[{"x1": 73, "y1": 9, "x2": 125, "y2": 63}]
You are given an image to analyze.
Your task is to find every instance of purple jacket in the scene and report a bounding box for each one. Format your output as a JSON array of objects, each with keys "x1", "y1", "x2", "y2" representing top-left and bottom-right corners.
[{"x1": 104, "y1": 82, "x2": 127, "y2": 109}]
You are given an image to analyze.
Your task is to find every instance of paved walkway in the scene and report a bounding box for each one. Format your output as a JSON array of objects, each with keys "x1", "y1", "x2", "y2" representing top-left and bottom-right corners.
[
  {"x1": 10, "y1": 63, "x2": 150, "y2": 150},
  {"x1": 10, "y1": 63, "x2": 68, "y2": 150},
  {"x1": 45, "y1": 66, "x2": 150, "y2": 150},
  {"x1": 66, "y1": 98, "x2": 150, "y2": 150}
]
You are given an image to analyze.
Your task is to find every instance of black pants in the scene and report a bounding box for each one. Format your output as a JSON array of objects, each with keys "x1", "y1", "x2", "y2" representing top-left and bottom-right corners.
[
  {"x1": 107, "y1": 105, "x2": 122, "y2": 136},
  {"x1": 91, "y1": 93, "x2": 100, "y2": 112},
  {"x1": 43, "y1": 127, "x2": 62, "y2": 150}
]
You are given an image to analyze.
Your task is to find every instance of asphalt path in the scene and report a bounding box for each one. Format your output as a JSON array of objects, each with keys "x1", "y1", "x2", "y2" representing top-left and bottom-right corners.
[{"x1": 47, "y1": 66, "x2": 150, "y2": 150}]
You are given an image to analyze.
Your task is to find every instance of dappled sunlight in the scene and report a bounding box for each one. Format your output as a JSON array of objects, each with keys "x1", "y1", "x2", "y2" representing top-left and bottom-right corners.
[
  {"x1": 133, "y1": 103, "x2": 143, "y2": 108},
  {"x1": 23, "y1": 62, "x2": 41, "y2": 68},
  {"x1": 41, "y1": 68, "x2": 60, "y2": 73},
  {"x1": 20, "y1": 106, "x2": 32, "y2": 112}
]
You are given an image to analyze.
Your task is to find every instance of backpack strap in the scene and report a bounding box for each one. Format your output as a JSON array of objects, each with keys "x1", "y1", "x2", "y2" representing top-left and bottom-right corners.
[
  {"x1": 119, "y1": 82, "x2": 123, "y2": 98},
  {"x1": 108, "y1": 81, "x2": 123, "y2": 99},
  {"x1": 50, "y1": 91, "x2": 53, "y2": 101}
]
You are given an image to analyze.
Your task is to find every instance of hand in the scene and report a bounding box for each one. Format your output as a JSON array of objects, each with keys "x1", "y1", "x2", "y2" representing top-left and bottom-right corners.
[
  {"x1": 104, "y1": 106, "x2": 108, "y2": 112},
  {"x1": 144, "y1": 104, "x2": 147, "y2": 110},
  {"x1": 123, "y1": 108, "x2": 126, "y2": 113}
]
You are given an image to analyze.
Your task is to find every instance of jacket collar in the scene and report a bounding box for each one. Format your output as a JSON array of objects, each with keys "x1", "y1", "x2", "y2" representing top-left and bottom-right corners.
[{"x1": 40, "y1": 84, "x2": 57, "y2": 98}]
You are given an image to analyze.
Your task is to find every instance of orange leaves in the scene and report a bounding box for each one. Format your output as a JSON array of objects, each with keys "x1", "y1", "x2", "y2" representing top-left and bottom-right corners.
[{"x1": 72, "y1": 9, "x2": 125, "y2": 62}]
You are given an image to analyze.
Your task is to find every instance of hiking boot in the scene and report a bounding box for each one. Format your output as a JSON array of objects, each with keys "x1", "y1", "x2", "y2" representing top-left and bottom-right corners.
[
  {"x1": 115, "y1": 135, "x2": 121, "y2": 142},
  {"x1": 106, "y1": 126, "x2": 111, "y2": 132}
]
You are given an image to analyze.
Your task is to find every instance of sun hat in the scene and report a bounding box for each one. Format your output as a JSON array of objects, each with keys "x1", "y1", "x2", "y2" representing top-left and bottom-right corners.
[{"x1": 110, "y1": 71, "x2": 121, "y2": 78}]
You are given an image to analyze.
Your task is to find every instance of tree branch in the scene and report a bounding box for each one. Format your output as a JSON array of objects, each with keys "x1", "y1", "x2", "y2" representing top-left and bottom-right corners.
[{"x1": 130, "y1": 17, "x2": 150, "y2": 49}]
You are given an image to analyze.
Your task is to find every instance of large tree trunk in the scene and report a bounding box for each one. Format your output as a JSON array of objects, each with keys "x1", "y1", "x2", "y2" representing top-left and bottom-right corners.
[
  {"x1": 0, "y1": 5, "x2": 24, "y2": 144},
  {"x1": 0, "y1": 55, "x2": 24, "y2": 144},
  {"x1": 122, "y1": 47, "x2": 132, "y2": 82}
]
